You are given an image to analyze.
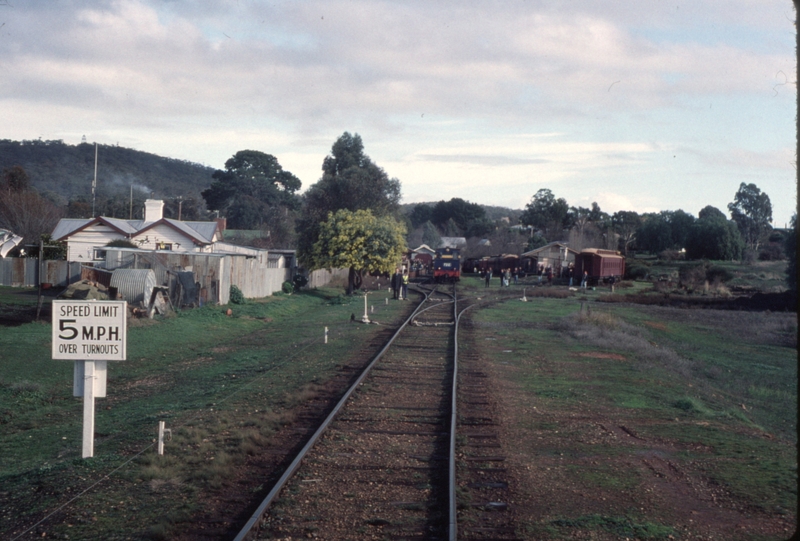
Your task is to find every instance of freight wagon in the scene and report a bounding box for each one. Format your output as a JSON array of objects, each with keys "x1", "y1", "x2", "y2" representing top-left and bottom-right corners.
[{"x1": 574, "y1": 249, "x2": 625, "y2": 285}]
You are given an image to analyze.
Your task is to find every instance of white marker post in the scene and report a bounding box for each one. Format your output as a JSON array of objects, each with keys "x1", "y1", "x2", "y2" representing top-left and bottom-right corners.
[
  {"x1": 52, "y1": 300, "x2": 127, "y2": 458},
  {"x1": 361, "y1": 293, "x2": 370, "y2": 324}
]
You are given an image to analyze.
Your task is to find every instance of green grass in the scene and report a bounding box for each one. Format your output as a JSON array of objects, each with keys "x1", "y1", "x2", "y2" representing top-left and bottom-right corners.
[
  {"x1": 0, "y1": 286, "x2": 411, "y2": 539},
  {"x1": 545, "y1": 514, "x2": 675, "y2": 539},
  {"x1": 460, "y1": 276, "x2": 796, "y2": 537}
]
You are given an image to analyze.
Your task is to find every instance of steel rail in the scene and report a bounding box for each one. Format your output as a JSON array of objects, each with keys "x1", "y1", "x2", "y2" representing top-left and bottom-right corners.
[
  {"x1": 233, "y1": 286, "x2": 444, "y2": 541},
  {"x1": 448, "y1": 289, "x2": 478, "y2": 541}
]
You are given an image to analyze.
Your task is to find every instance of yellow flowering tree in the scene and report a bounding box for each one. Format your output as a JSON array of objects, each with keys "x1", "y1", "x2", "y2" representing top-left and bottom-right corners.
[{"x1": 309, "y1": 209, "x2": 407, "y2": 294}]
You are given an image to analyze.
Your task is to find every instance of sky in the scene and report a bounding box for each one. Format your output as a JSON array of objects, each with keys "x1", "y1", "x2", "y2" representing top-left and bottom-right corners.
[{"x1": 0, "y1": 0, "x2": 796, "y2": 226}]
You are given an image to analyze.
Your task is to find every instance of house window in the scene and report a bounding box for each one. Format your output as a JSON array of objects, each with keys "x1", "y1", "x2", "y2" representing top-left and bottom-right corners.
[
  {"x1": 93, "y1": 249, "x2": 107, "y2": 260},
  {"x1": 156, "y1": 242, "x2": 173, "y2": 251}
]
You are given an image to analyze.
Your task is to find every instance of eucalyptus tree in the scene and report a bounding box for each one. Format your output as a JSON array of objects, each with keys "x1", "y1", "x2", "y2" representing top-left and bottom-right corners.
[{"x1": 728, "y1": 182, "x2": 773, "y2": 251}]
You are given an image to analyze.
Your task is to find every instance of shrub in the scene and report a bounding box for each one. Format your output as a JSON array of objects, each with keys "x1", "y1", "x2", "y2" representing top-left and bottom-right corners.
[
  {"x1": 678, "y1": 263, "x2": 707, "y2": 290},
  {"x1": 281, "y1": 281, "x2": 294, "y2": 295},
  {"x1": 105, "y1": 239, "x2": 139, "y2": 249},
  {"x1": 758, "y1": 244, "x2": 784, "y2": 261},
  {"x1": 658, "y1": 249, "x2": 684, "y2": 261},
  {"x1": 229, "y1": 285, "x2": 245, "y2": 304},
  {"x1": 626, "y1": 264, "x2": 649, "y2": 280},
  {"x1": 705, "y1": 265, "x2": 733, "y2": 284}
]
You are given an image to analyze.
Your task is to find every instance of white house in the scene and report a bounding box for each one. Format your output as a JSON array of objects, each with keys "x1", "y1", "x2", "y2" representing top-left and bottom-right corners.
[{"x1": 52, "y1": 199, "x2": 224, "y2": 262}]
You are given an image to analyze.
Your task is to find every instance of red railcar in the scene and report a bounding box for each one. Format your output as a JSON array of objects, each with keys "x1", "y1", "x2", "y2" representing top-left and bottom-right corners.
[{"x1": 574, "y1": 249, "x2": 625, "y2": 285}]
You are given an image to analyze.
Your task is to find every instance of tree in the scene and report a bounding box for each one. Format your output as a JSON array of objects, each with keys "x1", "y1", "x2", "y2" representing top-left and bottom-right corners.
[
  {"x1": 669, "y1": 209, "x2": 695, "y2": 249},
  {"x1": 202, "y1": 150, "x2": 301, "y2": 229},
  {"x1": 297, "y1": 133, "x2": 402, "y2": 271},
  {"x1": 308, "y1": 209, "x2": 407, "y2": 295},
  {"x1": 430, "y1": 198, "x2": 487, "y2": 235},
  {"x1": 699, "y1": 205, "x2": 727, "y2": 222},
  {"x1": 409, "y1": 204, "x2": 433, "y2": 228},
  {"x1": 0, "y1": 166, "x2": 63, "y2": 244},
  {"x1": 421, "y1": 221, "x2": 442, "y2": 248},
  {"x1": 611, "y1": 210, "x2": 641, "y2": 255},
  {"x1": 520, "y1": 189, "x2": 569, "y2": 241},
  {"x1": 685, "y1": 212, "x2": 744, "y2": 261},
  {"x1": 567, "y1": 206, "x2": 592, "y2": 249},
  {"x1": 525, "y1": 232, "x2": 548, "y2": 251},
  {"x1": 636, "y1": 210, "x2": 695, "y2": 254},
  {"x1": 1, "y1": 165, "x2": 30, "y2": 193},
  {"x1": 785, "y1": 215, "x2": 796, "y2": 291},
  {"x1": 728, "y1": 183, "x2": 773, "y2": 251}
]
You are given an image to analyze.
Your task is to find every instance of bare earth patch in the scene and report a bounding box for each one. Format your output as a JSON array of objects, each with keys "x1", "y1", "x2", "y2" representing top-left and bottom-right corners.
[
  {"x1": 644, "y1": 321, "x2": 669, "y2": 331},
  {"x1": 578, "y1": 351, "x2": 626, "y2": 361}
]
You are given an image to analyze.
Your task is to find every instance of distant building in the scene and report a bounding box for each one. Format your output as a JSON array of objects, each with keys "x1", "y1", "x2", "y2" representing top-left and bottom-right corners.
[
  {"x1": 439, "y1": 237, "x2": 467, "y2": 249},
  {"x1": 52, "y1": 199, "x2": 225, "y2": 262},
  {"x1": 410, "y1": 244, "x2": 436, "y2": 267},
  {"x1": 521, "y1": 241, "x2": 578, "y2": 275}
]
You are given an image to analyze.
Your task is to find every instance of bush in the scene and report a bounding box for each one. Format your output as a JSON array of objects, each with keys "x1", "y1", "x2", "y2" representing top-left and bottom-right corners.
[
  {"x1": 758, "y1": 244, "x2": 784, "y2": 261},
  {"x1": 292, "y1": 274, "x2": 309, "y2": 290},
  {"x1": 705, "y1": 265, "x2": 733, "y2": 284},
  {"x1": 626, "y1": 264, "x2": 649, "y2": 280},
  {"x1": 678, "y1": 263, "x2": 707, "y2": 290},
  {"x1": 281, "y1": 281, "x2": 294, "y2": 295},
  {"x1": 658, "y1": 249, "x2": 684, "y2": 261},
  {"x1": 229, "y1": 285, "x2": 245, "y2": 304}
]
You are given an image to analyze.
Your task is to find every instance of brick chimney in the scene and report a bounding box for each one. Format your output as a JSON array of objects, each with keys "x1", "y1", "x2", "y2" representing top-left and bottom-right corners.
[
  {"x1": 216, "y1": 217, "x2": 227, "y2": 232},
  {"x1": 144, "y1": 199, "x2": 164, "y2": 222}
]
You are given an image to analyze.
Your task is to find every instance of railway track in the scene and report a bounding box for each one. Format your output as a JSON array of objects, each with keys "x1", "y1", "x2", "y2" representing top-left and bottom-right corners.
[{"x1": 232, "y1": 284, "x2": 519, "y2": 540}]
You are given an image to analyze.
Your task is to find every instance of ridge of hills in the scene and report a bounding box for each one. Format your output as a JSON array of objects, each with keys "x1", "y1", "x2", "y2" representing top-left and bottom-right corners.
[
  {"x1": 0, "y1": 139, "x2": 215, "y2": 205},
  {"x1": 1, "y1": 139, "x2": 520, "y2": 219}
]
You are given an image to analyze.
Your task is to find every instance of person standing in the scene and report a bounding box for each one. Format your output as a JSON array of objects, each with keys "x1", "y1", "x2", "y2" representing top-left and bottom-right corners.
[
  {"x1": 391, "y1": 268, "x2": 402, "y2": 299},
  {"x1": 581, "y1": 270, "x2": 588, "y2": 289},
  {"x1": 401, "y1": 271, "x2": 409, "y2": 300},
  {"x1": 484, "y1": 270, "x2": 492, "y2": 288}
]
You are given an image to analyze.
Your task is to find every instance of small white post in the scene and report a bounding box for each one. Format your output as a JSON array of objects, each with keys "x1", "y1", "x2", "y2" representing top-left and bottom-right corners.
[
  {"x1": 385, "y1": 297, "x2": 388, "y2": 305},
  {"x1": 158, "y1": 421, "x2": 171, "y2": 456},
  {"x1": 324, "y1": 326, "x2": 328, "y2": 344},
  {"x1": 361, "y1": 293, "x2": 370, "y2": 323},
  {"x1": 371, "y1": 305, "x2": 374, "y2": 313},
  {"x1": 82, "y1": 360, "x2": 96, "y2": 458},
  {"x1": 521, "y1": 288, "x2": 527, "y2": 302}
]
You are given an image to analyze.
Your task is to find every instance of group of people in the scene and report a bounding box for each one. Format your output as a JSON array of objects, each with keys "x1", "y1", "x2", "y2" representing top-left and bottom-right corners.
[
  {"x1": 391, "y1": 268, "x2": 409, "y2": 300},
  {"x1": 482, "y1": 268, "x2": 518, "y2": 287},
  {"x1": 478, "y1": 265, "x2": 591, "y2": 290}
]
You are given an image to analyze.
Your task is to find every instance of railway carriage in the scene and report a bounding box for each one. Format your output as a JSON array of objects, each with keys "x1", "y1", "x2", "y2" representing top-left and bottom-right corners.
[
  {"x1": 574, "y1": 248, "x2": 625, "y2": 285},
  {"x1": 432, "y1": 247, "x2": 461, "y2": 282}
]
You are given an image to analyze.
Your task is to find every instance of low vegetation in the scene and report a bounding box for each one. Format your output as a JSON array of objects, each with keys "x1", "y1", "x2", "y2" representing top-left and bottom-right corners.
[
  {"x1": 0, "y1": 286, "x2": 409, "y2": 540},
  {"x1": 466, "y1": 284, "x2": 796, "y2": 539}
]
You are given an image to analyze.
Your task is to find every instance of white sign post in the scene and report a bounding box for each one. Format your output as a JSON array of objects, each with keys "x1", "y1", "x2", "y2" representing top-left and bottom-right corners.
[{"x1": 52, "y1": 300, "x2": 127, "y2": 458}]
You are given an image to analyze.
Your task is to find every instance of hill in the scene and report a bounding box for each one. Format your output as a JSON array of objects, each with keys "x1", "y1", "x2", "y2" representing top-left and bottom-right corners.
[{"x1": 0, "y1": 139, "x2": 215, "y2": 205}]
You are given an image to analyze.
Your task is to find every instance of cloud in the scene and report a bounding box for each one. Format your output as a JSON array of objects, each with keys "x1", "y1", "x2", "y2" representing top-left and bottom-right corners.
[{"x1": 0, "y1": 0, "x2": 794, "y2": 224}]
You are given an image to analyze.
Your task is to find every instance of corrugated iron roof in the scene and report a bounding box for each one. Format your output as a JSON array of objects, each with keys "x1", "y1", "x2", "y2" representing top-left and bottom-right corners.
[{"x1": 53, "y1": 216, "x2": 219, "y2": 245}]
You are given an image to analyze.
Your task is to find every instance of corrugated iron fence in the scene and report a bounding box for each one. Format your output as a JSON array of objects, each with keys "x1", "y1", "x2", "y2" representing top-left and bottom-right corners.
[
  {"x1": 0, "y1": 258, "x2": 82, "y2": 287},
  {"x1": 100, "y1": 248, "x2": 292, "y2": 305},
  {"x1": 1, "y1": 254, "x2": 350, "y2": 304}
]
